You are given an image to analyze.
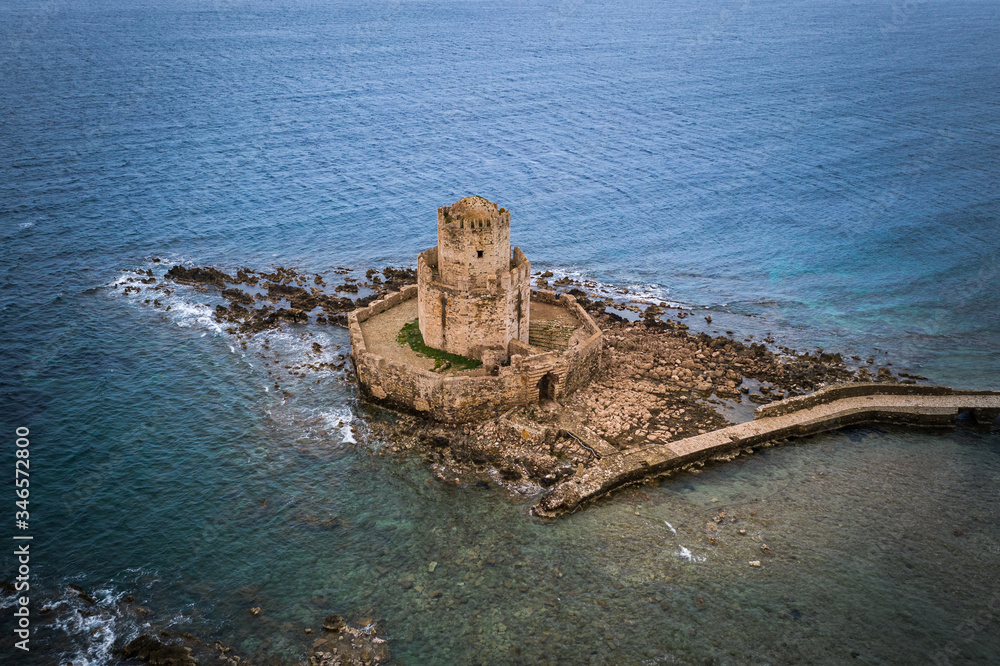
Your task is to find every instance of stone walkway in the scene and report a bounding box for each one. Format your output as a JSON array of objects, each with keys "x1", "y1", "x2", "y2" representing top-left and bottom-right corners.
[{"x1": 533, "y1": 384, "x2": 1000, "y2": 517}]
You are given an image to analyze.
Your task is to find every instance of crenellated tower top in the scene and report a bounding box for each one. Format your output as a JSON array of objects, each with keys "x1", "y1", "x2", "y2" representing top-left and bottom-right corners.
[{"x1": 436, "y1": 196, "x2": 512, "y2": 292}]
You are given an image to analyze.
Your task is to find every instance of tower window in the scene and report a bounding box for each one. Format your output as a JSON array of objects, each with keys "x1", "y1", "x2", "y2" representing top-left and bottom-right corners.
[{"x1": 477, "y1": 250, "x2": 484, "y2": 258}]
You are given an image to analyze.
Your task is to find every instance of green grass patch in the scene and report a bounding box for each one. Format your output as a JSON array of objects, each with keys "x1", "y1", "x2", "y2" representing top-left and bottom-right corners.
[{"x1": 397, "y1": 319, "x2": 482, "y2": 372}]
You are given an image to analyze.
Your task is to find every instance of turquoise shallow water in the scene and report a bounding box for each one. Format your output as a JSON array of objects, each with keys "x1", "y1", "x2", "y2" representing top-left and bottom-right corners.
[{"x1": 2, "y1": 0, "x2": 999, "y2": 663}]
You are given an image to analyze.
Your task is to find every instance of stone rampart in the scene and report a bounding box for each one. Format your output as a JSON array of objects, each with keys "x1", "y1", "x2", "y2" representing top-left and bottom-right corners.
[{"x1": 349, "y1": 287, "x2": 602, "y2": 422}]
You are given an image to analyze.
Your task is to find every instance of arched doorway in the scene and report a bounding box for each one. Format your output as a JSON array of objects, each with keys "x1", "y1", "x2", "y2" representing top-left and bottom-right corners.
[{"x1": 537, "y1": 373, "x2": 557, "y2": 403}]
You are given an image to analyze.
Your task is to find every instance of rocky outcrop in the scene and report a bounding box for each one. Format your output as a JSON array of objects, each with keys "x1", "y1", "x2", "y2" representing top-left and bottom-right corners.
[
  {"x1": 155, "y1": 264, "x2": 415, "y2": 336},
  {"x1": 115, "y1": 634, "x2": 198, "y2": 666},
  {"x1": 165, "y1": 265, "x2": 232, "y2": 288}
]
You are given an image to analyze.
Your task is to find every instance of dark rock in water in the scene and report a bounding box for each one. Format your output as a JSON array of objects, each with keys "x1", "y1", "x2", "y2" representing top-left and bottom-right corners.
[
  {"x1": 499, "y1": 467, "x2": 522, "y2": 481},
  {"x1": 274, "y1": 307, "x2": 308, "y2": 323},
  {"x1": 643, "y1": 304, "x2": 664, "y2": 319},
  {"x1": 259, "y1": 265, "x2": 299, "y2": 285},
  {"x1": 265, "y1": 281, "x2": 312, "y2": 303},
  {"x1": 418, "y1": 433, "x2": 451, "y2": 448},
  {"x1": 68, "y1": 583, "x2": 96, "y2": 604},
  {"x1": 876, "y1": 367, "x2": 898, "y2": 383},
  {"x1": 165, "y1": 265, "x2": 231, "y2": 288},
  {"x1": 0, "y1": 580, "x2": 15, "y2": 595},
  {"x1": 322, "y1": 614, "x2": 346, "y2": 632},
  {"x1": 380, "y1": 266, "x2": 417, "y2": 291},
  {"x1": 382, "y1": 266, "x2": 416, "y2": 281},
  {"x1": 115, "y1": 634, "x2": 198, "y2": 666},
  {"x1": 221, "y1": 288, "x2": 255, "y2": 305},
  {"x1": 234, "y1": 267, "x2": 259, "y2": 286},
  {"x1": 310, "y1": 618, "x2": 391, "y2": 665}
]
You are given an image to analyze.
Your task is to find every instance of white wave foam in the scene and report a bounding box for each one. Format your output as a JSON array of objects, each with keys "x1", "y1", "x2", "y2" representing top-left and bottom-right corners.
[
  {"x1": 664, "y1": 520, "x2": 677, "y2": 535},
  {"x1": 167, "y1": 300, "x2": 224, "y2": 334},
  {"x1": 341, "y1": 425, "x2": 357, "y2": 444},
  {"x1": 107, "y1": 269, "x2": 224, "y2": 337},
  {"x1": 321, "y1": 407, "x2": 357, "y2": 443},
  {"x1": 536, "y1": 268, "x2": 684, "y2": 308},
  {"x1": 50, "y1": 587, "x2": 141, "y2": 666}
]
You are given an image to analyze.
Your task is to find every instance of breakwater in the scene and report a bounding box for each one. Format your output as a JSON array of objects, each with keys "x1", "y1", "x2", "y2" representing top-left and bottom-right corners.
[{"x1": 534, "y1": 383, "x2": 1000, "y2": 517}]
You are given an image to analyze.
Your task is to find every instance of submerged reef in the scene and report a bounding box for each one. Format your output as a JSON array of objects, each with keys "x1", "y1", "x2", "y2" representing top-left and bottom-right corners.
[{"x1": 0, "y1": 581, "x2": 390, "y2": 666}]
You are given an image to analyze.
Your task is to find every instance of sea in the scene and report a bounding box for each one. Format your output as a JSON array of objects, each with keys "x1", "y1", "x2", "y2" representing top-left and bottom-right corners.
[{"x1": 2, "y1": 0, "x2": 999, "y2": 663}]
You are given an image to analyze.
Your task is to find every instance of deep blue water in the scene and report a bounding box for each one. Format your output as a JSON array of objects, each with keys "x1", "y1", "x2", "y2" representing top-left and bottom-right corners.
[{"x1": 2, "y1": 0, "x2": 999, "y2": 663}]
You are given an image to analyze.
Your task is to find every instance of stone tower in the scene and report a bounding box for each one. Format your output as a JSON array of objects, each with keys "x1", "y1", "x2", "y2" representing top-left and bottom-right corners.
[{"x1": 417, "y1": 196, "x2": 531, "y2": 365}]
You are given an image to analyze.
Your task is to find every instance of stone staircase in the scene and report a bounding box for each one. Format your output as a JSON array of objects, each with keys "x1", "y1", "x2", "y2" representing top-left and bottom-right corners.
[{"x1": 529, "y1": 320, "x2": 576, "y2": 351}]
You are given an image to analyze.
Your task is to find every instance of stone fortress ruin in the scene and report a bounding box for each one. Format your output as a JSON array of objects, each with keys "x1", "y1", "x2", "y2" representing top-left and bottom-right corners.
[
  {"x1": 417, "y1": 196, "x2": 531, "y2": 367},
  {"x1": 349, "y1": 196, "x2": 603, "y2": 422}
]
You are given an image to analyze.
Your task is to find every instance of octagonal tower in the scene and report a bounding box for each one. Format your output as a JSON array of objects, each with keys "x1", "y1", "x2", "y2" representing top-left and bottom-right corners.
[{"x1": 417, "y1": 196, "x2": 531, "y2": 364}]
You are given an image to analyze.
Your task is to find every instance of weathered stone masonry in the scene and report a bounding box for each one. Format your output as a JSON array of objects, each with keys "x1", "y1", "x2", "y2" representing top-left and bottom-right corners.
[
  {"x1": 348, "y1": 196, "x2": 603, "y2": 422},
  {"x1": 349, "y1": 286, "x2": 602, "y2": 422},
  {"x1": 417, "y1": 197, "x2": 531, "y2": 365}
]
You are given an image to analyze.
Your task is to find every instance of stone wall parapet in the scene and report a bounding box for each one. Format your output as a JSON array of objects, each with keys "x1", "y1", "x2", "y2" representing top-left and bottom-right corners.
[{"x1": 351, "y1": 287, "x2": 602, "y2": 422}]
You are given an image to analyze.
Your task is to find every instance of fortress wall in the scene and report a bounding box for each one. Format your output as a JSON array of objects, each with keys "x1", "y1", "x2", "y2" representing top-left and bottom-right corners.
[
  {"x1": 563, "y1": 336, "x2": 602, "y2": 394},
  {"x1": 506, "y1": 247, "x2": 532, "y2": 346},
  {"x1": 558, "y1": 292, "x2": 603, "y2": 393},
  {"x1": 351, "y1": 287, "x2": 604, "y2": 422},
  {"x1": 353, "y1": 346, "x2": 535, "y2": 422},
  {"x1": 417, "y1": 250, "x2": 447, "y2": 350},
  {"x1": 524, "y1": 289, "x2": 603, "y2": 395}
]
